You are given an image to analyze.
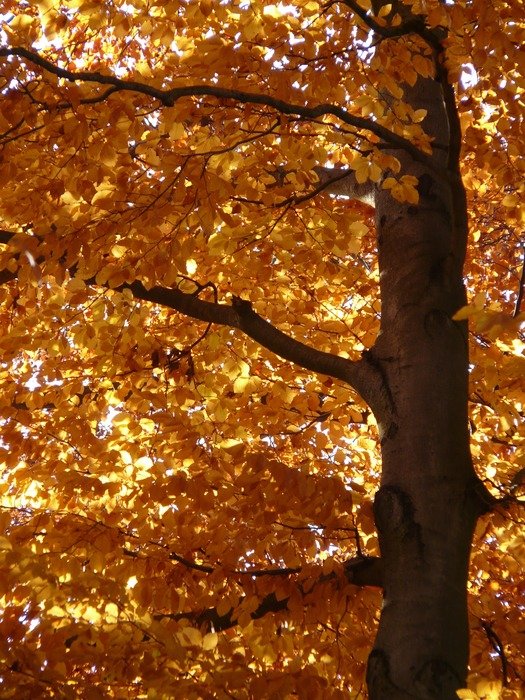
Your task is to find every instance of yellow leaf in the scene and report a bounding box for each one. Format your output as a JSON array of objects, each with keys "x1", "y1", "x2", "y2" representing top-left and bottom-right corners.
[
  {"x1": 135, "y1": 456, "x2": 153, "y2": 469},
  {"x1": 348, "y1": 221, "x2": 368, "y2": 237},
  {"x1": 244, "y1": 17, "x2": 263, "y2": 41},
  {"x1": 183, "y1": 627, "x2": 202, "y2": 646},
  {"x1": 382, "y1": 177, "x2": 397, "y2": 190},
  {"x1": 169, "y1": 122, "x2": 186, "y2": 141},
  {"x1": 82, "y1": 606, "x2": 102, "y2": 624},
  {"x1": 453, "y1": 305, "x2": 477, "y2": 321},
  {"x1": 412, "y1": 109, "x2": 427, "y2": 123},
  {"x1": 186, "y1": 258, "x2": 198, "y2": 275},
  {"x1": 263, "y1": 5, "x2": 282, "y2": 18},
  {"x1": 105, "y1": 602, "x2": 119, "y2": 620},
  {"x1": 369, "y1": 162, "x2": 382, "y2": 182},
  {"x1": 475, "y1": 681, "x2": 503, "y2": 699},
  {"x1": 47, "y1": 605, "x2": 66, "y2": 617},
  {"x1": 202, "y1": 632, "x2": 218, "y2": 650},
  {"x1": 402, "y1": 184, "x2": 419, "y2": 204},
  {"x1": 233, "y1": 375, "x2": 250, "y2": 393},
  {"x1": 111, "y1": 244, "x2": 128, "y2": 259},
  {"x1": 199, "y1": 0, "x2": 212, "y2": 17},
  {"x1": 9, "y1": 14, "x2": 35, "y2": 31},
  {"x1": 100, "y1": 143, "x2": 117, "y2": 167},
  {"x1": 216, "y1": 598, "x2": 233, "y2": 618}
]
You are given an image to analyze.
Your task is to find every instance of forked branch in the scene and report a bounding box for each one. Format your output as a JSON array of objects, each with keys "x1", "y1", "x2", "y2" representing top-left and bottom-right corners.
[{"x1": 340, "y1": 0, "x2": 442, "y2": 50}]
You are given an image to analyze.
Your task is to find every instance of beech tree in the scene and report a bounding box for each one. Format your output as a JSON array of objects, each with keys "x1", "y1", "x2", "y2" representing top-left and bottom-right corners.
[{"x1": 0, "y1": 1, "x2": 523, "y2": 698}]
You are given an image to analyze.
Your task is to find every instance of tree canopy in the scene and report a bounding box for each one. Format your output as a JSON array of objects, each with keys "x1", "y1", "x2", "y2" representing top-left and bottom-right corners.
[{"x1": 0, "y1": 1, "x2": 523, "y2": 698}]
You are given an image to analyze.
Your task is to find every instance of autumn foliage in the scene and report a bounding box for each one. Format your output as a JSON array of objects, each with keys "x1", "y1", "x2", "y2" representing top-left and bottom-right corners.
[{"x1": 0, "y1": 0, "x2": 523, "y2": 698}]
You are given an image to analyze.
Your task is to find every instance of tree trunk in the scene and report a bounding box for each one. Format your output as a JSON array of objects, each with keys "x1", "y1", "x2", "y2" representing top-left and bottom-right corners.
[{"x1": 364, "y1": 60, "x2": 488, "y2": 699}]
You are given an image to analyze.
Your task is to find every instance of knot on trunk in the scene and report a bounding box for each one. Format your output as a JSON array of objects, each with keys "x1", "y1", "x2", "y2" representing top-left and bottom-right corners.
[{"x1": 374, "y1": 485, "x2": 415, "y2": 535}]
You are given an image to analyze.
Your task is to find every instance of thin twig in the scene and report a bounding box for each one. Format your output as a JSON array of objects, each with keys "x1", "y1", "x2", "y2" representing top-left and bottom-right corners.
[
  {"x1": 481, "y1": 620, "x2": 509, "y2": 686},
  {"x1": 513, "y1": 242, "x2": 525, "y2": 317}
]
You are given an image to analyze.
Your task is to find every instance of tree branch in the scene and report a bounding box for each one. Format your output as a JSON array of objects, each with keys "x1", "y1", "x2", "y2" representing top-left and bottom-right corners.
[
  {"x1": 161, "y1": 591, "x2": 289, "y2": 632},
  {"x1": 340, "y1": 0, "x2": 442, "y2": 50},
  {"x1": 513, "y1": 243, "x2": 525, "y2": 318},
  {"x1": 313, "y1": 165, "x2": 376, "y2": 204},
  {"x1": 122, "y1": 280, "x2": 389, "y2": 417},
  {"x1": 168, "y1": 552, "x2": 214, "y2": 574},
  {"x1": 0, "y1": 230, "x2": 391, "y2": 421},
  {"x1": 341, "y1": 0, "x2": 441, "y2": 50},
  {"x1": 155, "y1": 555, "x2": 382, "y2": 632},
  {"x1": 481, "y1": 620, "x2": 509, "y2": 687},
  {"x1": 0, "y1": 46, "x2": 432, "y2": 166},
  {"x1": 0, "y1": 230, "x2": 15, "y2": 244}
]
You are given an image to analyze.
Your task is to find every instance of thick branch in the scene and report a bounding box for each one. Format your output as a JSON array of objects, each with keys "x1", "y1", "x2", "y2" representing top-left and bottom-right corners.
[
  {"x1": 122, "y1": 281, "x2": 391, "y2": 416},
  {"x1": 124, "y1": 281, "x2": 387, "y2": 406},
  {"x1": 157, "y1": 556, "x2": 383, "y2": 633},
  {"x1": 0, "y1": 231, "x2": 391, "y2": 420},
  {"x1": 163, "y1": 591, "x2": 289, "y2": 632},
  {"x1": 0, "y1": 231, "x2": 13, "y2": 244},
  {"x1": 0, "y1": 46, "x2": 431, "y2": 166},
  {"x1": 313, "y1": 165, "x2": 376, "y2": 204},
  {"x1": 166, "y1": 550, "x2": 382, "y2": 584}
]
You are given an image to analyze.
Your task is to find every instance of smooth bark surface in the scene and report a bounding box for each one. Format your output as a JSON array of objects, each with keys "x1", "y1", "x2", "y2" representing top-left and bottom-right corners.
[{"x1": 363, "y1": 35, "x2": 488, "y2": 699}]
